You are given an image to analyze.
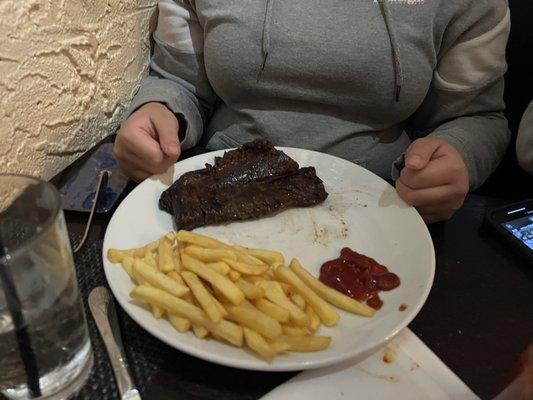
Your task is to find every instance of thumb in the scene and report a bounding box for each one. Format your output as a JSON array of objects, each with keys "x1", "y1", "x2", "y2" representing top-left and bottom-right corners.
[
  {"x1": 151, "y1": 109, "x2": 181, "y2": 158},
  {"x1": 404, "y1": 138, "x2": 442, "y2": 171}
]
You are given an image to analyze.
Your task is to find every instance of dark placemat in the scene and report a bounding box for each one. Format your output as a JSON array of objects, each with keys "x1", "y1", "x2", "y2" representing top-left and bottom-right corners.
[{"x1": 72, "y1": 236, "x2": 172, "y2": 400}]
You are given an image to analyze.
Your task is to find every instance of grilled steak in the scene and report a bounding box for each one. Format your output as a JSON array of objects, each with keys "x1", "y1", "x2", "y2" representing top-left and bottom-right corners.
[{"x1": 159, "y1": 140, "x2": 328, "y2": 230}]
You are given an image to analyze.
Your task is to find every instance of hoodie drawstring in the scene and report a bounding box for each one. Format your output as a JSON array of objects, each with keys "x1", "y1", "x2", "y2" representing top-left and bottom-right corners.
[
  {"x1": 378, "y1": 0, "x2": 403, "y2": 102},
  {"x1": 260, "y1": 0, "x2": 274, "y2": 72}
]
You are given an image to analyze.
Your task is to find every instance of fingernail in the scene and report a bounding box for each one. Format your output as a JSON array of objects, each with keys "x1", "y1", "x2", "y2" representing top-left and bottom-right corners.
[{"x1": 406, "y1": 154, "x2": 423, "y2": 168}]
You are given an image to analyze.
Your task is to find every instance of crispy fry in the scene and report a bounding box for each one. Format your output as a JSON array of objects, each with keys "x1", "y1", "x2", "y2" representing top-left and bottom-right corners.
[
  {"x1": 107, "y1": 239, "x2": 160, "y2": 263},
  {"x1": 181, "y1": 271, "x2": 223, "y2": 323},
  {"x1": 131, "y1": 268, "x2": 164, "y2": 318},
  {"x1": 144, "y1": 250, "x2": 157, "y2": 269},
  {"x1": 121, "y1": 256, "x2": 134, "y2": 277},
  {"x1": 289, "y1": 259, "x2": 375, "y2": 317},
  {"x1": 282, "y1": 326, "x2": 311, "y2": 336},
  {"x1": 173, "y1": 248, "x2": 182, "y2": 272},
  {"x1": 134, "y1": 259, "x2": 189, "y2": 297},
  {"x1": 131, "y1": 286, "x2": 243, "y2": 346},
  {"x1": 233, "y1": 251, "x2": 265, "y2": 266},
  {"x1": 275, "y1": 266, "x2": 340, "y2": 327},
  {"x1": 290, "y1": 293, "x2": 306, "y2": 310},
  {"x1": 253, "y1": 298, "x2": 290, "y2": 323},
  {"x1": 211, "y1": 295, "x2": 229, "y2": 317},
  {"x1": 181, "y1": 254, "x2": 245, "y2": 305},
  {"x1": 227, "y1": 270, "x2": 241, "y2": 282},
  {"x1": 181, "y1": 287, "x2": 208, "y2": 337},
  {"x1": 185, "y1": 245, "x2": 237, "y2": 263},
  {"x1": 225, "y1": 303, "x2": 282, "y2": 340},
  {"x1": 233, "y1": 245, "x2": 285, "y2": 266},
  {"x1": 152, "y1": 306, "x2": 164, "y2": 319},
  {"x1": 269, "y1": 341, "x2": 291, "y2": 355},
  {"x1": 243, "y1": 276, "x2": 266, "y2": 285},
  {"x1": 205, "y1": 261, "x2": 230, "y2": 275},
  {"x1": 235, "y1": 279, "x2": 265, "y2": 300},
  {"x1": 243, "y1": 327, "x2": 275, "y2": 362},
  {"x1": 278, "y1": 335, "x2": 331, "y2": 352},
  {"x1": 165, "y1": 231, "x2": 177, "y2": 243},
  {"x1": 158, "y1": 238, "x2": 175, "y2": 273},
  {"x1": 168, "y1": 314, "x2": 190, "y2": 333},
  {"x1": 192, "y1": 325, "x2": 209, "y2": 339},
  {"x1": 279, "y1": 282, "x2": 293, "y2": 295},
  {"x1": 167, "y1": 271, "x2": 185, "y2": 285},
  {"x1": 223, "y1": 258, "x2": 269, "y2": 276},
  {"x1": 306, "y1": 304, "x2": 321, "y2": 332},
  {"x1": 257, "y1": 281, "x2": 309, "y2": 327},
  {"x1": 177, "y1": 230, "x2": 230, "y2": 250}
]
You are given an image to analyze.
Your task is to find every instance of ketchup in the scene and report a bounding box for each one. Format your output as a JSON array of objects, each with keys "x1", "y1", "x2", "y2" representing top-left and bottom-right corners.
[{"x1": 319, "y1": 247, "x2": 400, "y2": 310}]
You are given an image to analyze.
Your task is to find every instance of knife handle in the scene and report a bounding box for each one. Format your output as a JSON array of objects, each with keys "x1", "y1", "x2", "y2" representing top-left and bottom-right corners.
[{"x1": 89, "y1": 287, "x2": 136, "y2": 396}]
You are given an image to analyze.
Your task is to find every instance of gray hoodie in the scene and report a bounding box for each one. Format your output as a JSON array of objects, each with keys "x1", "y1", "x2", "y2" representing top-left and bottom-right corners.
[{"x1": 125, "y1": 0, "x2": 511, "y2": 189}]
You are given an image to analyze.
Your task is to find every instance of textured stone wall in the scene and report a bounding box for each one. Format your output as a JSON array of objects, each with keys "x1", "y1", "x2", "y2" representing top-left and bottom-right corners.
[{"x1": 0, "y1": 0, "x2": 157, "y2": 179}]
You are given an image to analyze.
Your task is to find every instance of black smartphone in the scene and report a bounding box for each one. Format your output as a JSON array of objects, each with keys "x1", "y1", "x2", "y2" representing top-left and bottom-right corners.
[{"x1": 484, "y1": 199, "x2": 533, "y2": 263}]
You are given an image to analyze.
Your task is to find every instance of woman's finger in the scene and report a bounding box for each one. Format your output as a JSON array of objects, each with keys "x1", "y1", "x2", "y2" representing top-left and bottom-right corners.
[{"x1": 395, "y1": 180, "x2": 458, "y2": 207}]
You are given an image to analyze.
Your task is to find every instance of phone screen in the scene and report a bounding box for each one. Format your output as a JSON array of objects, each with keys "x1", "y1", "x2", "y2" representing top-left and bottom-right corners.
[{"x1": 501, "y1": 209, "x2": 533, "y2": 250}]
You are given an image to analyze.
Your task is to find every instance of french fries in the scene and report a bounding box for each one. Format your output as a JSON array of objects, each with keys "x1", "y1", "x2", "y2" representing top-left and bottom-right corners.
[
  {"x1": 185, "y1": 245, "x2": 237, "y2": 263},
  {"x1": 133, "y1": 259, "x2": 189, "y2": 298},
  {"x1": 253, "y1": 298, "x2": 290, "y2": 323},
  {"x1": 182, "y1": 271, "x2": 223, "y2": 323},
  {"x1": 227, "y1": 270, "x2": 241, "y2": 282},
  {"x1": 177, "y1": 230, "x2": 229, "y2": 250},
  {"x1": 205, "y1": 261, "x2": 230, "y2": 275},
  {"x1": 277, "y1": 335, "x2": 331, "y2": 352},
  {"x1": 168, "y1": 314, "x2": 191, "y2": 333},
  {"x1": 235, "y1": 279, "x2": 265, "y2": 300},
  {"x1": 243, "y1": 327, "x2": 276, "y2": 361},
  {"x1": 233, "y1": 245, "x2": 284, "y2": 266},
  {"x1": 158, "y1": 238, "x2": 175, "y2": 273},
  {"x1": 257, "y1": 280, "x2": 309, "y2": 327},
  {"x1": 225, "y1": 303, "x2": 282, "y2": 340},
  {"x1": 274, "y1": 266, "x2": 340, "y2": 327},
  {"x1": 306, "y1": 304, "x2": 321, "y2": 332},
  {"x1": 290, "y1": 293, "x2": 306, "y2": 310},
  {"x1": 107, "y1": 230, "x2": 380, "y2": 363},
  {"x1": 223, "y1": 258, "x2": 269, "y2": 276},
  {"x1": 289, "y1": 259, "x2": 375, "y2": 317},
  {"x1": 107, "y1": 238, "x2": 160, "y2": 263},
  {"x1": 131, "y1": 286, "x2": 243, "y2": 346},
  {"x1": 282, "y1": 325, "x2": 310, "y2": 337},
  {"x1": 182, "y1": 254, "x2": 245, "y2": 305}
]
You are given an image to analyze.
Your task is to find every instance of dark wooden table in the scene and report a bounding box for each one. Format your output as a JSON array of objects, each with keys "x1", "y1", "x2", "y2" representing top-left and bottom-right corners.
[{"x1": 65, "y1": 192, "x2": 533, "y2": 400}]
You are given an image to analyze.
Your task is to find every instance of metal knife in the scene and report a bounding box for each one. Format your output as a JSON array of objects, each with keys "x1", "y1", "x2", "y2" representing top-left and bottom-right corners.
[{"x1": 89, "y1": 286, "x2": 142, "y2": 400}]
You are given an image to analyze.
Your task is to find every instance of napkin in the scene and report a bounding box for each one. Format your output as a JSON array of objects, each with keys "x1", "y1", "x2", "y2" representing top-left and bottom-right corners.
[{"x1": 261, "y1": 329, "x2": 479, "y2": 400}]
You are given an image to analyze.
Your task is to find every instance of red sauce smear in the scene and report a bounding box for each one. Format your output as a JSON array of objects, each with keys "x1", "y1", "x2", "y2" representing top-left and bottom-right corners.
[{"x1": 319, "y1": 247, "x2": 400, "y2": 310}]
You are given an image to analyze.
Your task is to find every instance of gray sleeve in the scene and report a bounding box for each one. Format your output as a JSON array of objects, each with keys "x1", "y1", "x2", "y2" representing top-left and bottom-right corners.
[
  {"x1": 123, "y1": 0, "x2": 216, "y2": 150},
  {"x1": 516, "y1": 102, "x2": 533, "y2": 175},
  {"x1": 405, "y1": 2, "x2": 511, "y2": 190}
]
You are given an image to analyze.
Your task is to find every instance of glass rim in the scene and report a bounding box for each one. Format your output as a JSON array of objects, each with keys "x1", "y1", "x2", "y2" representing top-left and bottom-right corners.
[{"x1": 0, "y1": 173, "x2": 61, "y2": 261}]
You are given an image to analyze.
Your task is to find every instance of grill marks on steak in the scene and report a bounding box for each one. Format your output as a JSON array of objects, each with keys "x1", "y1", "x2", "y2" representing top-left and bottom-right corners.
[{"x1": 159, "y1": 140, "x2": 328, "y2": 230}]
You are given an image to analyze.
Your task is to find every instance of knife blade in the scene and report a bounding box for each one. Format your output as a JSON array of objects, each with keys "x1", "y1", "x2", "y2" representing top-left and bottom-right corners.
[{"x1": 89, "y1": 286, "x2": 142, "y2": 400}]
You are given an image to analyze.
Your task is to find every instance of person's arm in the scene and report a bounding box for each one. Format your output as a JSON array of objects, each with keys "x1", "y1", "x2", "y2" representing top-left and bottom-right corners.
[
  {"x1": 394, "y1": 1, "x2": 511, "y2": 223},
  {"x1": 405, "y1": 2, "x2": 511, "y2": 191},
  {"x1": 124, "y1": 0, "x2": 217, "y2": 150},
  {"x1": 517, "y1": 102, "x2": 533, "y2": 175}
]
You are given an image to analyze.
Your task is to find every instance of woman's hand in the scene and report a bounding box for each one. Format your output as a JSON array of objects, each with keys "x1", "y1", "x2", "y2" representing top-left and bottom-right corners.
[
  {"x1": 395, "y1": 138, "x2": 469, "y2": 223},
  {"x1": 114, "y1": 102, "x2": 181, "y2": 182}
]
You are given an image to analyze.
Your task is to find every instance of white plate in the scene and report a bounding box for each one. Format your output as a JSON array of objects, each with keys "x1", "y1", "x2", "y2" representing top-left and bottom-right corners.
[{"x1": 102, "y1": 148, "x2": 435, "y2": 371}]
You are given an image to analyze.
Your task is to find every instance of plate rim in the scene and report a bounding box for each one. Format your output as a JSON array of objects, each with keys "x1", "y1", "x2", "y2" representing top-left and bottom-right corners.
[{"x1": 102, "y1": 146, "x2": 436, "y2": 371}]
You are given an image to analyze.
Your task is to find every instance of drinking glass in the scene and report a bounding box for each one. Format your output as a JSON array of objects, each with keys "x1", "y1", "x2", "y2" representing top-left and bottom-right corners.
[{"x1": 0, "y1": 174, "x2": 93, "y2": 399}]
